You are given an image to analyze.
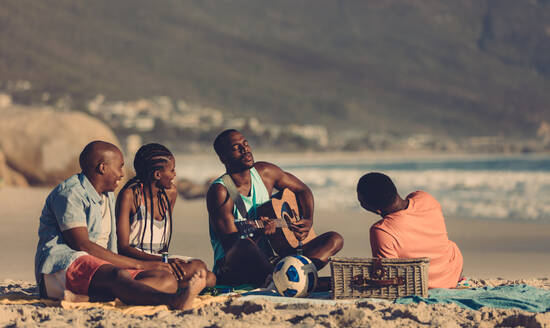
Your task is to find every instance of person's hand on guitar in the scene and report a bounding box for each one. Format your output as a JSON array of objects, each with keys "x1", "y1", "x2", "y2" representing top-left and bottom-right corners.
[
  {"x1": 261, "y1": 217, "x2": 277, "y2": 235},
  {"x1": 290, "y1": 219, "x2": 312, "y2": 241}
]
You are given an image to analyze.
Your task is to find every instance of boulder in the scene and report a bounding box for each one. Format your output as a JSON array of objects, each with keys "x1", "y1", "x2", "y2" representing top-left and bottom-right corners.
[
  {"x1": 176, "y1": 177, "x2": 216, "y2": 199},
  {"x1": 0, "y1": 150, "x2": 29, "y2": 187},
  {"x1": 0, "y1": 106, "x2": 120, "y2": 186}
]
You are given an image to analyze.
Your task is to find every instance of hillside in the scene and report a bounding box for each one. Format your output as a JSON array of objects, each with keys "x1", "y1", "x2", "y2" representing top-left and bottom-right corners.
[{"x1": 1, "y1": 0, "x2": 549, "y2": 137}]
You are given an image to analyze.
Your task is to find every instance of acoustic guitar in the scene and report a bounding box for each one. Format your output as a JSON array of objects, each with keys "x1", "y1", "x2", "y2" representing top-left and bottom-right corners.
[{"x1": 235, "y1": 188, "x2": 316, "y2": 255}]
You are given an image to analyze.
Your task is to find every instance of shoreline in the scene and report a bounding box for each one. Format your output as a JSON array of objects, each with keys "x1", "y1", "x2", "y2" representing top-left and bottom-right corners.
[{"x1": 175, "y1": 150, "x2": 550, "y2": 166}]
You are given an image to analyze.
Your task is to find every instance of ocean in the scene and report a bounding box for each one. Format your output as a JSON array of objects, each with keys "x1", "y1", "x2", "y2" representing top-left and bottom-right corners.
[{"x1": 176, "y1": 153, "x2": 550, "y2": 222}]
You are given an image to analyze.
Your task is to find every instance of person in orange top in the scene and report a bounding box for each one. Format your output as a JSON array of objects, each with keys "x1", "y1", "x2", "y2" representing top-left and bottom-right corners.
[{"x1": 356, "y1": 172, "x2": 463, "y2": 289}]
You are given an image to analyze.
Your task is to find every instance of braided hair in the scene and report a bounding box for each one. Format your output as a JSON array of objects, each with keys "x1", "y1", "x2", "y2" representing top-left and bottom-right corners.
[{"x1": 120, "y1": 143, "x2": 174, "y2": 254}]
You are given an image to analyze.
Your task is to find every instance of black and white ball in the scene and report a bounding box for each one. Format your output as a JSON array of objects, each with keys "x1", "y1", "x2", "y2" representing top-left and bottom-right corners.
[{"x1": 273, "y1": 255, "x2": 318, "y2": 297}]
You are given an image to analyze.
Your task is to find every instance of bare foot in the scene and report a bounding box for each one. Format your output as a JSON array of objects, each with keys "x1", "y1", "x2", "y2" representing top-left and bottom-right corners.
[
  {"x1": 170, "y1": 270, "x2": 207, "y2": 311},
  {"x1": 63, "y1": 290, "x2": 90, "y2": 302}
]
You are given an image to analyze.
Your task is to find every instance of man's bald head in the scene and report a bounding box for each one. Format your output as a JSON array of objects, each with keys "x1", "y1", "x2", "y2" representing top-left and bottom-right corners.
[{"x1": 79, "y1": 141, "x2": 122, "y2": 174}]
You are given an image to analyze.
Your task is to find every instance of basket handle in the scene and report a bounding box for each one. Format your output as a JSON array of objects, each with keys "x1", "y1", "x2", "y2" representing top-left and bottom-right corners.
[
  {"x1": 351, "y1": 259, "x2": 404, "y2": 287},
  {"x1": 351, "y1": 275, "x2": 405, "y2": 287}
]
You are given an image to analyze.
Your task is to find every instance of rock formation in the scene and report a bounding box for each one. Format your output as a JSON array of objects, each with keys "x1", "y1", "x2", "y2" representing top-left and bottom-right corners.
[
  {"x1": 0, "y1": 106, "x2": 120, "y2": 186},
  {"x1": 0, "y1": 150, "x2": 29, "y2": 187},
  {"x1": 176, "y1": 177, "x2": 215, "y2": 199}
]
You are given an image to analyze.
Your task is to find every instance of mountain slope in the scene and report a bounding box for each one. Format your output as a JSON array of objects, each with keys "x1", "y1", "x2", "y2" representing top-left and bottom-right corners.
[{"x1": 1, "y1": 0, "x2": 549, "y2": 137}]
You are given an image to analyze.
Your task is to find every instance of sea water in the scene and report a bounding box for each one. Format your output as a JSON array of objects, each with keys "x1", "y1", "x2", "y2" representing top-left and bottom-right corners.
[{"x1": 176, "y1": 154, "x2": 550, "y2": 222}]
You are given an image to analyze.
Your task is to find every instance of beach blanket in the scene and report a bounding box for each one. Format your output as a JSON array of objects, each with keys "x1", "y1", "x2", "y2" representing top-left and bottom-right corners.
[
  {"x1": 235, "y1": 287, "x2": 391, "y2": 306},
  {"x1": 0, "y1": 287, "x2": 356, "y2": 315},
  {"x1": 396, "y1": 284, "x2": 550, "y2": 313},
  {"x1": 201, "y1": 284, "x2": 257, "y2": 296}
]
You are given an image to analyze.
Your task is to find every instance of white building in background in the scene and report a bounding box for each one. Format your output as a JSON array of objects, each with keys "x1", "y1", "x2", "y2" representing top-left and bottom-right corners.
[
  {"x1": 246, "y1": 117, "x2": 266, "y2": 134},
  {"x1": 176, "y1": 100, "x2": 224, "y2": 128},
  {"x1": 201, "y1": 108, "x2": 224, "y2": 127},
  {"x1": 5, "y1": 80, "x2": 32, "y2": 92},
  {"x1": 87, "y1": 94, "x2": 105, "y2": 114},
  {"x1": 176, "y1": 99, "x2": 193, "y2": 113},
  {"x1": 289, "y1": 124, "x2": 329, "y2": 147},
  {"x1": 226, "y1": 118, "x2": 246, "y2": 130},
  {"x1": 172, "y1": 112, "x2": 201, "y2": 129},
  {"x1": 83, "y1": 94, "x2": 332, "y2": 149},
  {"x1": 406, "y1": 134, "x2": 434, "y2": 149},
  {"x1": 125, "y1": 117, "x2": 155, "y2": 132}
]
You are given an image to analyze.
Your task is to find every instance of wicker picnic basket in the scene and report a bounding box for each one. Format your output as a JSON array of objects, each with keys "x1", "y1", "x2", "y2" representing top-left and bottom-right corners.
[{"x1": 330, "y1": 257, "x2": 430, "y2": 299}]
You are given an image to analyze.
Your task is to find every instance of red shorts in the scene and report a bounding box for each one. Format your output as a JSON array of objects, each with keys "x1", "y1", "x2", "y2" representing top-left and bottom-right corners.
[{"x1": 65, "y1": 255, "x2": 144, "y2": 295}]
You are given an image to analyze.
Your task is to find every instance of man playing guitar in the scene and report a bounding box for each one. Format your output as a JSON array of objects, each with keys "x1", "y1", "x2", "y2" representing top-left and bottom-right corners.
[{"x1": 206, "y1": 129, "x2": 344, "y2": 286}]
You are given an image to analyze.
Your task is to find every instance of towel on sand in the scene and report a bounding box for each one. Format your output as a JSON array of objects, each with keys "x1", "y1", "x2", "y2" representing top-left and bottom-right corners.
[
  {"x1": 396, "y1": 284, "x2": 550, "y2": 313},
  {"x1": 0, "y1": 293, "x2": 232, "y2": 315}
]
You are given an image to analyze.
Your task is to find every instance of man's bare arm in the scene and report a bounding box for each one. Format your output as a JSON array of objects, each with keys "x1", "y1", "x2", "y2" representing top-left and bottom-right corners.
[
  {"x1": 62, "y1": 227, "x2": 171, "y2": 272},
  {"x1": 255, "y1": 162, "x2": 314, "y2": 239},
  {"x1": 206, "y1": 183, "x2": 241, "y2": 251}
]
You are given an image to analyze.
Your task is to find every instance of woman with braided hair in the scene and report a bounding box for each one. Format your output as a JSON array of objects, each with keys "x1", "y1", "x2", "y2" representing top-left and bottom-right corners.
[{"x1": 116, "y1": 143, "x2": 216, "y2": 288}]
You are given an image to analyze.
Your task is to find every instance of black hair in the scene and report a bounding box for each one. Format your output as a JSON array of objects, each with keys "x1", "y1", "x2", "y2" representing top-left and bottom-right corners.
[
  {"x1": 119, "y1": 143, "x2": 174, "y2": 253},
  {"x1": 213, "y1": 129, "x2": 239, "y2": 157},
  {"x1": 356, "y1": 172, "x2": 398, "y2": 210}
]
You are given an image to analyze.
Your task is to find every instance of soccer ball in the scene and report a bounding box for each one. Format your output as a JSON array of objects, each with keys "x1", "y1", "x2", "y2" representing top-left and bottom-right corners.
[{"x1": 272, "y1": 255, "x2": 318, "y2": 297}]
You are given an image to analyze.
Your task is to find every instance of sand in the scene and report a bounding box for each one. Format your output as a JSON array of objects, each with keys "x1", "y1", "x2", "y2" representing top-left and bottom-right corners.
[
  {"x1": 1, "y1": 278, "x2": 550, "y2": 327},
  {"x1": 1, "y1": 186, "x2": 550, "y2": 326}
]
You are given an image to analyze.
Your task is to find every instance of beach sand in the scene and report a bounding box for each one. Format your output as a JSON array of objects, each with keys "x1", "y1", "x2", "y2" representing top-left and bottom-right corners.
[{"x1": 1, "y1": 186, "x2": 550, "y2": 326}]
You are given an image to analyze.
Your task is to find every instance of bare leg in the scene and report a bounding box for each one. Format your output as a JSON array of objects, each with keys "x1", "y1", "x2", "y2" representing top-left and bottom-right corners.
[
  {"x1": 205, "y1": 271, "x2": 216, "y2": 287},
  {"x1": 63, "y1": 290, "x2": 90, "y2": 302},
  {"x1": 173, "y1": 260, "x2": 217, "y2": 288},
  {"x1": 134, "y1": 269, "x2": 178, "y2": 293},
  {"x1": 300, "y1": 231, "x2": 344, "y2": 269},
  {"x1": 217, "y1": 238, "x2": 274, "y2": 286},
  {"x1": 172, "y1": 270, "x2": 207, "y2": 311},
  {"x1": 88, "y1": 264, "x2": 202, "y2": 310},
  {"x1": 271, "y1": 232, "x2": 343, "y2": 292}
]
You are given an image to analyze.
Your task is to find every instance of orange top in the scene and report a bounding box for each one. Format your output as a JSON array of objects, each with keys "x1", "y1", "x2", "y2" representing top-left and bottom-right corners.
[{"x1": 370, "y1": 191, "x2": 463, "y2": 288}]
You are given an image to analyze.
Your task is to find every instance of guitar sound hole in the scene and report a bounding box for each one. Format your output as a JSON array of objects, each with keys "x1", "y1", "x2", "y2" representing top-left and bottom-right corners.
[
  {"x1": 281, "y1": 202, "x2": 294, "y2": 221},
  {"x1": 283, "y1": 213, "x2": 292, "y2": 224}
]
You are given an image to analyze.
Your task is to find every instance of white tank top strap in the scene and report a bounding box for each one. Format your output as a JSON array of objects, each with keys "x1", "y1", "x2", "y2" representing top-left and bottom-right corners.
[{"x1": 128, "y1": 183, "x2": 171, "y2": 254}]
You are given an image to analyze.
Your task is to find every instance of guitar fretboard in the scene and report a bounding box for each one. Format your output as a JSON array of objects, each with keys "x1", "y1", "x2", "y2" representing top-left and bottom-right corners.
[{"x1": 244, "y1": 218, "x2": 289, "y2": 229}]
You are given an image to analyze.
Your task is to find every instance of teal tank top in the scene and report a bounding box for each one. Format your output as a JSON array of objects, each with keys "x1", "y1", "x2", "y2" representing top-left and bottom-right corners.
[{"x1": 209, "y1": 167, "x2": 273, "y2": 271}]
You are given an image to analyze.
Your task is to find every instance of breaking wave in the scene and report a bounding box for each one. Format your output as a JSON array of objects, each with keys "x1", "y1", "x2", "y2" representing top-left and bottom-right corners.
[{"x1": 177, "y1": 154, "x2": 550, "y2": 222}]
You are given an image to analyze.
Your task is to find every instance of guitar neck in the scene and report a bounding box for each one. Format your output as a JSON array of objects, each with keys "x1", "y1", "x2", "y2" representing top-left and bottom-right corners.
[{"x1": 245, "y1": 218, "x2": 288, "y2": 229}]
